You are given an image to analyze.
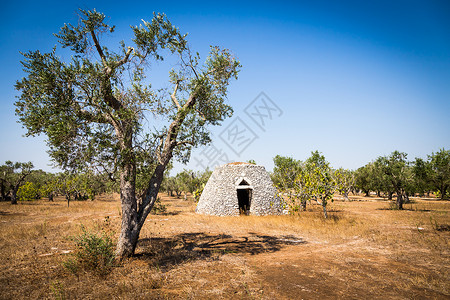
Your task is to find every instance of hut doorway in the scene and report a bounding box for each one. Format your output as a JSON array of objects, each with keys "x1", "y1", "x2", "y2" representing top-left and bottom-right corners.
[{"x1": 237, "y1": 179, "x2": 252, "y2": 215}]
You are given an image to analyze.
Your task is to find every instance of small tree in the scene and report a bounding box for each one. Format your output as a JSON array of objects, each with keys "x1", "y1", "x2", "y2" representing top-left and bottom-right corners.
[
  {"x1": 191, "y1": 169, "x2": 212, "y2": 201},
  {"x1": 284, "y1": 151, "x2": 335, "y2": 217},
  {"x1": 368, "y1": 162, "x2": 389, "y2": 198},
  {"x1": 272, "y1": 155, "x2": 302, "y2": 192},
  {"x1": 375, "y1": 151, "x2": 411, "y2": 210},
  {"x1": 39, "y1": 177, "x2": 58, "y2": 201},
  {"x1": 427, "y1": 149, "x2": 450, "y2": 200},
  {"x1": 57, "y1": 173, "x2": 78, "y2": 206},
  {"x1": 174, "y1": 170, "x2": 196, "y2": 200},
  {"x1": 303, "y1": 151, "x2": 335, "y2": 218},
  {"x1": 271, "y1": 155, "x2": 303, "y2": 210},
  {"x1": 333, "y1": 168, "x2": 354, "y2": 201},
  {"x1": 355, "y1": 164, "x2": 372, "y2": 197},
  {"x1": 413, "y1": 157, "x2": 432, "y2": 197}
]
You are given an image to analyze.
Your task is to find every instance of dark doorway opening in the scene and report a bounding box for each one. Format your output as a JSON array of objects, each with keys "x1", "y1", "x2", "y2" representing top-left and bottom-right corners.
[{"x1": 237, "y1": 188, "x2": 252, "y2": 215}]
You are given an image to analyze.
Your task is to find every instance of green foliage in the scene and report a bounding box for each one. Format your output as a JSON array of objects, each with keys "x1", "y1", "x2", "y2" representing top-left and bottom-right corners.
[
  {"x1": 63, "y1": 225, "x2": 115, "y2": 276},
  {"x1": 50, "y1": 281, "x2": 66, "y2": 300},
  {"x1": 0, "y1": 161, "x2": 34, "y2": 203},
  {"x1": 273, "y1": 151, "x2": 335, "y2": 218},
  {"x1": 17, "y1": 181, "x2": 40, "y2": 201},
  {"x1": 193, "y1": 186, "x2": 204, "y2": 202},
  {"x1": 151, "y1": 197, "x2": 167, "y2": 214},
  {"x1": 52, "y1": 171, "x2": 109, "y2": 203},
  {"x1": 161, "y1": 169, "x2": 212, "y2": 201},
  {"x1": 302, "y1": 151, "x2": 335, "y2": 218},
  {"x1": 191, "y1": 169, "x2": 212, "y2": 201},
  {"x1": 333, "y1": 168, "x2": 355, "y2": 201},
  {"x1": 375, "y1": 151, "x2": 412, "y2": 209},
  {"x1": 14, "y1": 9, "x2": 240, "y2": 173},
  {"x1": 272, "y1": 155, "x2": 302, "y2": 191},
  {"x1": 355, "y1": 164, "x2": 372, "y2": 196},
  {"x1": 413, "y1": 157, "x2": 432, "y2": 196},
  {"x1": 427, "y1": 149, "x2": 450, "y2": 199}
]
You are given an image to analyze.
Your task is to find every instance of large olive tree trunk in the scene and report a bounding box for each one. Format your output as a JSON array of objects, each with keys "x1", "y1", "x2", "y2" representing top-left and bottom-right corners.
[
  {"x1": 116, "y1": 163, "x2": 139, "y2": 257},
  {"x1": 115, "y1": 162, "x2": 169, "y2": 259},
  {"x1": 115, "y1": 104, "x2": 191, "y2": 259}
]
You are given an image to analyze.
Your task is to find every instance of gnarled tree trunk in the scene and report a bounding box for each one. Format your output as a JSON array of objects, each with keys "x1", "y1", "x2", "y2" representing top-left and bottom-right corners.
[
  {"x1": 115, "y1": 162, "x2": 168, "y2": 259},
  {"x1": 116, "y1": 162, "x2": 139, "y2": 258}
]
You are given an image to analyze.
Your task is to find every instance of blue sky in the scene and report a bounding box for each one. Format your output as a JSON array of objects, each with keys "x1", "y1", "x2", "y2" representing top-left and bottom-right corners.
[{"x1": 1, "y1": 0, "x2": 449, "y2": 173}]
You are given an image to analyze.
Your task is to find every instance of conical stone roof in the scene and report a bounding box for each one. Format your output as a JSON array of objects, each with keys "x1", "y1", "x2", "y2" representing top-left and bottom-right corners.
[{"x1": 196, "y1": 163, "x2": 283, "y2": 216}]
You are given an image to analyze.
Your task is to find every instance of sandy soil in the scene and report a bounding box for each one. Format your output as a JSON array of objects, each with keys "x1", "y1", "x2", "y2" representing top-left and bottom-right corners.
[{"x1": 0, "y1": 194, "x2": 448, "y2": 299}]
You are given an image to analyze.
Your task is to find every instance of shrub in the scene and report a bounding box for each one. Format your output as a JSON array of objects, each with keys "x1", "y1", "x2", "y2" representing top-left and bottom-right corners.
[
  {"x1": 388, "y1": 201, "x2": 400, "y2": 210},
  {"x1": 193, "y1": 184, "x2": 205, "y2": 202},
  {"x1": 18, "y1": 181, "x2": 40, "y2": 201},
  {"x1": 63, "y1": 225, "x2": 115, "y2": 276},
  {"x1": 151, "y1": 197, "x2": 167, "y2": 214}
]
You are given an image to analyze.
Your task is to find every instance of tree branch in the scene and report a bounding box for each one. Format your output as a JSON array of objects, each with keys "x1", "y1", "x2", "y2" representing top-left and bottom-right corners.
[
  {"x1": 183, "y1": 91, "x2": 197, "y2": 110},
  {"x1": 155, "y1": 135, "x2": 164, "y2": 164},
  {"x1": 90, "y1": 30, "x2": 108, "y2": 69},
  {"x1": 101, "y1": 80, "x2": 123, "y2": 111},
  {"x1": 114, "y1": 47, "x2": 134, "y2": 68},
  {"x1": 78, "y1": 109, "x2": 110, "y2": 124},
  {"x1": 176, "y1": 140, "x2": 194, "y2": 147},
  {"x1": 171, "y1": 80, "x2": 182, "y2": 109},
  {"x1": 181, "y1": 48, "x2": 199, "y2": 80},
  {"x1": 195, "y1": 109, "x2": 206, "y2": 121},
  {"x1": 89, "y1": 30, "x2": 124, "y2": 111}
]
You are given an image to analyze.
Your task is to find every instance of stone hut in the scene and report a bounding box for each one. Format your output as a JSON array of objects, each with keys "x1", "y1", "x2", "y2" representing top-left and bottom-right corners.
[{"x1": 196, "y1": 162, "x2": 283, "y2": 216}]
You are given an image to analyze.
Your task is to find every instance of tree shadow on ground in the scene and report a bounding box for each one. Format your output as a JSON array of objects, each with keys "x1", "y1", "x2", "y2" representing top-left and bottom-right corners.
[
  {"x1": 376, "y1": 208, "x2": 432, "y2": 212},
  {"x1": 151, "y1": 211, "x2": 181, "y2": 216},
  {"x1": 0, "y1": 210, "x2": 27, "y2": 216},
  {"x1": 135, "y1": 232, "x2": 306, "y2": 271}
]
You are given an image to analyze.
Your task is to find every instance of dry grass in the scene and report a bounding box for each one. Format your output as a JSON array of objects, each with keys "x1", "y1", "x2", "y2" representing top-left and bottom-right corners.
[{"x1": 0, "y1": 193, "x2": 448, "y2": 299}]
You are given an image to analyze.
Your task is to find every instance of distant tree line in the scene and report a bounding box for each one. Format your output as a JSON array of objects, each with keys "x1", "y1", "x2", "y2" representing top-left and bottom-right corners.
[
  {"x1": 0, "y1": 159, "x2": 212, "y2": 206},
  {"x1": 2, "y1": 149, "x2": 448, "y2": 215},
  {"x1": 0, "y1": 161, "x2": 116, "y2": 206},
  {"x1": 354, "y1": 149, "x2": 450, "y2": 206},
  {"x1": 271, "y1": 149, "x2": 450, "y2": 216},
  {"x1": 160, "y1": 168, "x2": 212, "y2": 201}
]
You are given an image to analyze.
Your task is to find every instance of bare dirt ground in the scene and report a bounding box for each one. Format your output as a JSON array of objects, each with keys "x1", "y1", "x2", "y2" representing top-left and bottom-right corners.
[{"x1": 0, "y1": 194, "x2": 448, "y2": 299}]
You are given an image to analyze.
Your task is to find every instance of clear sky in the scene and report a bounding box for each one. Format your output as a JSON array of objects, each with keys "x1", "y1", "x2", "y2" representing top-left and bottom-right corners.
[{"x1": 1, "y1": 0, "x2": 449, "y2": 173}]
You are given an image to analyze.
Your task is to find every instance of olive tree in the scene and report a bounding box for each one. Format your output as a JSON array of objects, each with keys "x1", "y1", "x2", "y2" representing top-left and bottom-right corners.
[
  {"x1": 14, "y1": 9, "x2": 240, "y2": 259},
  {"x1": 375, "y1": 151, "x2": 411, "y2": 209},
  {"x1": 303, "y1": 151, "x2": 335, "y2": 218},
  {"x1": 272, "y1": 155, "x2": 302, "y2": 191},
  {"x1": 271, "y1": 155, "x2": 304, "y2": 211},
  {"x1": 278, "y1": 151, "x2": 335, "y2": 217},
  {"x1": 427, "y1": 149, "x2": 450, "y2": 199},
  {"x1": 0, "y1": 161, "x2": 34, "y2": 204},
  {"x1": 355, "y1": 164, "x2": 372, "y2": 197},
  {"x1": 333, "y1": 168, "x2": 354, "y2": 201}
]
